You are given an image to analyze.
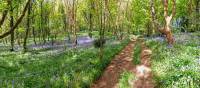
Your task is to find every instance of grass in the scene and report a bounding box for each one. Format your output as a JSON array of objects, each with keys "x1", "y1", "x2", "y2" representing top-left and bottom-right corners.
[
  {"x1": 145, "y1": 32, "x2": 200, "y2": 88},
  {"x1": 0, "y1": 39, "x2": 130, "y2": 88},
  {"x1": 118, "y1": 71, "x2": 136, "y2": 88},
  {"x1": 132, "y1": 40, "x2": 142, "y2": 65}
]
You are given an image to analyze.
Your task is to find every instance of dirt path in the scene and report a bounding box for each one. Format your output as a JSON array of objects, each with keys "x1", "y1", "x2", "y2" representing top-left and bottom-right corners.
[
  {"x1": 134, "y1": 41, "x2": 154, "y2": 88},
  {"x1": 91, "y1": 38, "x2": 155, "y2": 88},
  {"x1": 91, "y1": 40, "x2": 136, "y2": 88}
]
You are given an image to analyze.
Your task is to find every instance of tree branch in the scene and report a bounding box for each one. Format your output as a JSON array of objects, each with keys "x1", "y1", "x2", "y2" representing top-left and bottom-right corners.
[
  {"x1": 0, "y1": 11, "x2": 8, "y2": 27},
  {"x1": 0, "y1": 0, "x2": 31, "y2": 39},
  {"x1": 164, "y1": 0, "x2": 168, "y2": 18},
  {"x1": 0, "y1": 0, "x2": 11, "y2": 28},
  {"x1": 171, "y1": 0, "x2": 176, "y2": 18}
]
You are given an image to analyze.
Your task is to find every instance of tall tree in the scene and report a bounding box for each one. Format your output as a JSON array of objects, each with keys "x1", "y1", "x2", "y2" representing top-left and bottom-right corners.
[
  {"x1": 62, "y1": 0, "x2": 71, "y2": 41},
  {"x1": 150, "y1": 0, "x2": 157, "y2": 34},
  {"x1": 195, "y1": 0, "x2": 199, "y2": 31},
  {"x1": 159, "y1": 0, "x2": 176, "y2": 45},
  {"x1": 9, "y1": 0, "x2": 14, "y2": 51},
  {"x1": 32, "y1": 2, "x2": 37, "y2": 45},
  {"x1": 23, "y1": 0, "x2": 32, "y2": 52},
  {"x1": 99, "y1": 0, "x2": 104, "y2": 59},
  {"x1": 69, "y1": 0, "x2": 78, "y2": 48},
  {"x1": 88, "y1": 0, "x2": 95, "y2": 38}
]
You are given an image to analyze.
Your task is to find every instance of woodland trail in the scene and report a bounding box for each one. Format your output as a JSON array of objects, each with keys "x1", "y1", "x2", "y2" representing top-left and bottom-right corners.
[
  {"x1": 91, "y1": 38, "x2": 155, "y2": 88},
  {"x1": 91, "y1": 39, "x2": 136, "y2": 88},
  {"x1": 134, "y1": 39, "x2": 154, "y2": 88}
]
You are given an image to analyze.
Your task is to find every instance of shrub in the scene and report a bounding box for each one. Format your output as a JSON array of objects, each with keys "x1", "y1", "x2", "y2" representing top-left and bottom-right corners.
[{"x1": 93, "y1": 39, "x2": 106, "y2": 48}]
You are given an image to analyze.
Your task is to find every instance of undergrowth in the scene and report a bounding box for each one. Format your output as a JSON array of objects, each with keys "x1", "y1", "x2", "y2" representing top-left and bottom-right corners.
[
  {"x1": 145, "y1": 33, "x2": 200, "y2": 88},
  {"x1": 132, "y1": 39, "x2": 142, "y2": 65},
  {"x1": 0, "y1": 39, "x2": 130, "y2": 88},
  {"x1": 118, "y1": 71, "x2": 136, "y2": 88}
]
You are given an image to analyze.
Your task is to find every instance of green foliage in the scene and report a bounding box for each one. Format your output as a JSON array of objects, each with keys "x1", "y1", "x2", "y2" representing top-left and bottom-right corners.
[
  {"x1": 146, "y1": 33, "x2": 200, "y2": 88},
  {"x1": 0, "y1": 39, "x2": 130, "y2": 87},
  {"x1": 118, "y1": 71, "x2": 136, "y2": 88},
  {"x1": 130, "y1": 0, "x2": 151, "y2": 34},
  {"x1": 0, "y1": 1, "x2": 7, "y2": 11},
  {"x1": 17, "y1": 27, "x2": 25, "y2": 33},
  {"x1": 93, "y1": 38, "x2": 106, "y2": 48},
  {"x1": 132, "y1": 40, "x2": 142, "y2": 65}
]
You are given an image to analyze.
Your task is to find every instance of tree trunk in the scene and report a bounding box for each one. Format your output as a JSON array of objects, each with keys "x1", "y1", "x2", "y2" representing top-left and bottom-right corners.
[
  {"x1": 195, "y1": 0, "x2": 200, "y2": 31},
  {"x1": 10, "y1": 1, "x2": 14, "y2": 51},
  {"x1": 32, "y1": 24, "x2": 37, "y2": 45},
  {"x1": 16, "y1": 31, "x2": 21, "y2": 46},
  {"x1": 40, "y1": 0, "x2": 46, "y2": 44},
  {"x1": 99, "y1": 0, "x2": 104, "y2": 60},
  {"x1": 23, "y1": 1, "x2": 31, "y2": 52},
  {"x1": 160, "y1": 0, "x2": 176, "y2": 45},
  {"x1": 72, "y1": 0, "x2": 77, "y2": 48},
  {"x1": 31, "y1": 4, "x2": 37, "y2": 45},
  {"x1": 88, "y1": 0, "x2": 94, "y2": 38},
  {"x1": 150, "y1": 0, "x2": 158, "y2": 35}
]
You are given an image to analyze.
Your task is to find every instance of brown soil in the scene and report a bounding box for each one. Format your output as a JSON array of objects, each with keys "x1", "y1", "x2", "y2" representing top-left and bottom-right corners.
[
  {"x1": 91, "y1": 40, "x2": 136, "y2": 88},
  {"x1": 91, "y1": 39, "x2": 155, "y2": 88},
  {"x1": 134, "y1": 41, "x2": 154, "y2": 88}
]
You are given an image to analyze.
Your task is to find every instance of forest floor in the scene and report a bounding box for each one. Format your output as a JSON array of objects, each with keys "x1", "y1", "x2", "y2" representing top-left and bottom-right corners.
[
  {"x1": 1, "y1": 32, "x2": 198, "y2": 87},
  {"x1": 0, "y1": 36, "x2": 129, "y2": 88},
  {"x1": 91, "y1": 38, "x2": 154, "y2": 88},
  {"x1": 145, "y1": 32, "x2": 200, "y2": 87}
]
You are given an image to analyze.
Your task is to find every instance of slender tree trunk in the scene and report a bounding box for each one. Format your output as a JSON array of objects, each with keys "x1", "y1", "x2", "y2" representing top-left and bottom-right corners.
[
  {"x1": 67, "y1": 13, "x2": 71, "y2": 41},
  {"x1": 89, "y1": 11, "x2": 93, "y2": 38},
  {"x1": 32, "y1": 24, "x2": 37, "y2": 45},
  {"x1": 16, "y1": 31, "x2": 21, "y2": 46},
  {"x1": 62, "y1": 0, "x2": 71, "y2": 42},
  {"x1": 150, "y1": 0, "x2": 158, "y2": 35},
  {"x1": 196, "y1": 0, "x2": 199, "y2": 31},
  {"x1": 99, "y1": 0, "x2": 104, "y2": 60},
  {"x1": 99, "y1": 0, "x2": 108, "y2": 59},
  {"x1": 31, "y1": 5, "x2": 37, "y2": 45},
  {"x1": 40, "y1": 0, "x2": 46, "y2": 44},
  {"x1": 88, "y1": 0, "x2": 94, "y2": 38},
  {"x1": 23, "y1": 1, "x2": 31, "y2": 52},
  {"x1": 186, "y1": 0, "x2": 193, "y2": 32},
  {"x1": 62, "y1": 8, "x2": 67, "y2": 49},
  {"x1": 115, "y1": 0, "x2": 122, "y2": 40},
  {"x1": 10, "y1": 1, "x2": 14, "y2": 51},
  {"x1": 5, "y1": 38, "x2": 8, "y2": 44},
  {"x1": 72, "y1": 0, "x2": 77, "y2": 48}
]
